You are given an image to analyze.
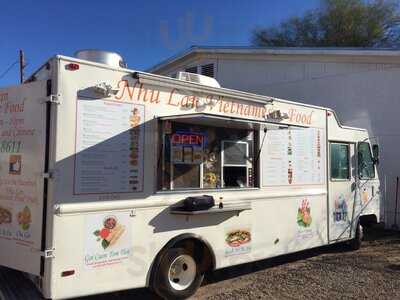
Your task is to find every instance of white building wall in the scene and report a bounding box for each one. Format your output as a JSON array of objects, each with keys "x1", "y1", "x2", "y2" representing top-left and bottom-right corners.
[{"x1": 152, "y1": 54, "x2": 400, "y2": 227}]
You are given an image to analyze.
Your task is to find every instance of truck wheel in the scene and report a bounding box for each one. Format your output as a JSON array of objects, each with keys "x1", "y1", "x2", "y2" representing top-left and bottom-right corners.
[
  {"x1": 152, "y1": 248, "x2": 204, "y2": 299},
  {"x1": 0, "y1": 267, "x2": 43, "y2": 300},
  {"x1": 349, "y1": 222, "x2": 363, "y2": 250}
]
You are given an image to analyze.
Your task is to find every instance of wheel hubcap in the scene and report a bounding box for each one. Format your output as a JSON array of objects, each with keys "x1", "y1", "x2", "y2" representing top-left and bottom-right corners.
[{"x1": 168, "y1": 254, "x2": 196, "y2": 291}]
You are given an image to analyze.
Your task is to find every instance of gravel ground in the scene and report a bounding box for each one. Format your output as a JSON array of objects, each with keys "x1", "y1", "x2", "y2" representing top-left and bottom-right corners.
[
  {"x1": 2, "y1": 225, "x2": 400, "y2": 300},
  {"x1": 192, "y1": 225, "x2": 400, "y2": 300}
]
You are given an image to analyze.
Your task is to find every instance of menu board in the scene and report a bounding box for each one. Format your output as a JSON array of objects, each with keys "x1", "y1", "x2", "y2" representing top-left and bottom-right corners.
[
  {"x1": 262, "y1": 128, "x2": 325, "y2": 186},
  {"x1": 0, "y1": 81, "x2": 47, "y2": 275},
  {"x1": 74, "y1": 99, "x2": 144, "y2": 194}
]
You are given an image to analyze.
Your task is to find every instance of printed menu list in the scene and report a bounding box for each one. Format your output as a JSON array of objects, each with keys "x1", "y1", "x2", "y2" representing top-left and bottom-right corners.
[
  {"x1": 262, "y1": 128, "x2": 325, "y2": 186},
  {"x1": 262, "y1": 130, "x2": 289, "y2": 185},
  {"x1": 0, "y1": 81, "x2": 48, "y2": 263},
  {"x1": 291, "y1": 129, "x2": 323, "y2": 184},
  {"x1": 74, "y1": 99, "x2": 144, "y2": 194}
]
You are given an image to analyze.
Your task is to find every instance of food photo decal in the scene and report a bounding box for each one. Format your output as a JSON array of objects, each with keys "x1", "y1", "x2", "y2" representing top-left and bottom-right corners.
[
  {"x1": 17, "y1": 206, "x2": 32, "y2": 230},
  {"x1": 226, "y1": 230, "x2": 251, "y2": 247},
  {"x1": 297, "y1": 199, "x2": 312, "y2": 227},
  {"x1": 0, "y1": 206, "x2": 12, "y2": 225},
  {"x1": 93, "y1": 216, "x2": 125, "y2": 249}
]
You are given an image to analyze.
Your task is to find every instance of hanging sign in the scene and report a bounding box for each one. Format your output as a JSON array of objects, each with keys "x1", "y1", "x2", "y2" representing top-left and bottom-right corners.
[{"x1": 171, "y1": 131, "x2": 205, "y2": 164}]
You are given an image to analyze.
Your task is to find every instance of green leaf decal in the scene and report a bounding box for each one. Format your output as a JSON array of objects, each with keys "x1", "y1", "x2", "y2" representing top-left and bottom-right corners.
[{"x1": 101, "y1": 239, "x2": 110, "y2": 249}]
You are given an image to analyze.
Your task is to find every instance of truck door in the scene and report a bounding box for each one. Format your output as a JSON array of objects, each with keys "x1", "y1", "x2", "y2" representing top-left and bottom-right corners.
[
  {"x1": 356, "y1": 142, "x2": 380, "y2": 229},
  {"x1": 0, "y1": 81, "x2": 48, "y2": 275},
  {"x1": 328, "y1": 142, "x2": 356, "y2": 241}
]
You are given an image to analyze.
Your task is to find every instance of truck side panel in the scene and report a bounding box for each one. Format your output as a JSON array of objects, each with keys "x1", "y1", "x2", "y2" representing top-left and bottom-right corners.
[
  {"x1": 47, "y1": 57, "x2": 329, "y2": 299},
  {"x1": 0, "y1": 81, "x2": 48, "y2": 275}
]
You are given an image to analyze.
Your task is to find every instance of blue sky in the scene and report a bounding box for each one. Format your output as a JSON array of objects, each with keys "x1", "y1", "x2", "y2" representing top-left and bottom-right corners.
[{"x1": 0, "y1": 0, "x2": 319, "y2": 86}]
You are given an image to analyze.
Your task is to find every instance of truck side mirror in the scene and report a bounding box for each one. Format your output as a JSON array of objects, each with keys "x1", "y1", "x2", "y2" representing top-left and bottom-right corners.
[{"x1": 372, "y1": 144, "x2": 379, "y2": 165}]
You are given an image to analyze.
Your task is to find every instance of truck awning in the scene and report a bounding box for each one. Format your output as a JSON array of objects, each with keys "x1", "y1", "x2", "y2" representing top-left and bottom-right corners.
[{"x1": 159, "y1": 113, "x2": 283, "y2": 130}]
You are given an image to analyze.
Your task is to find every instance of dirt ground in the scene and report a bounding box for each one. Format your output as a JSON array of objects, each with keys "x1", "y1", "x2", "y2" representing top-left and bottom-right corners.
[
  {"x1": 192, "y1": 225, "x2": 400, "y2": 300},
  {"x1": 2, "y1": 225, "x2": 400, "y2": 300},
  {"x1": 83, "y1": 224, "x2": 400, "y2": 300}
]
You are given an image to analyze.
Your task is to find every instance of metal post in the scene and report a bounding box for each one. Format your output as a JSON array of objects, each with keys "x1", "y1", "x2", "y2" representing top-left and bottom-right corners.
[
  {"x1": 19, "y1": 50, "x2": 25, "y2": 84},
  {"x1": 392, "y1": 176, "x2": 399, "y2": 230}
]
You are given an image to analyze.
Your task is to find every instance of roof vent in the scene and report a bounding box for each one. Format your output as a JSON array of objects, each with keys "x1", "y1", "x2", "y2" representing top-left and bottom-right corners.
[
  {"x1": 177, "y1": 71, "x2": 220, "y2": 88},
  {"x1": 75, "y1": 50, "x2": 127, "y2": 68}
]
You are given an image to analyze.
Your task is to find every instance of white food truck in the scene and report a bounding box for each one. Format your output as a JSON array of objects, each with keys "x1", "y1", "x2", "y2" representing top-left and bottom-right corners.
[{"x1": 0, "y1": 50, "x2": 380, "y2": 299}]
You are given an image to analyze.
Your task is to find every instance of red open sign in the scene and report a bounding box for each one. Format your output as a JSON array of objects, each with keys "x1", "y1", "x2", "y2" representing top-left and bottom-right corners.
[{"x1": 172, "y1": 133, "x2": 204, "y2": 147}]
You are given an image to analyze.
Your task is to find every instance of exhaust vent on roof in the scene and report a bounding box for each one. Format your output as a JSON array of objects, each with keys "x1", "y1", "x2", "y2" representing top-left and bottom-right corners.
[
  {"x1": 177, "y1": 71, "x2": 220, "y2": 88},
  {"x1": 185, "y1": 66, "x2": 198, "y2": 74},
  {"x1": 75, "y1": 50, "x2": 127, "y2": 68},
  {"x1": 201, "y1": 64, "x2": 214, "y2": 78}
]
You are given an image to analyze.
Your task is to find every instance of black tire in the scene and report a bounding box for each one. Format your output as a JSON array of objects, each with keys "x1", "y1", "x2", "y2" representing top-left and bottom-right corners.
[
  {"x1": 0, "y1": 267, "x2": 43, "y2": 300},
  {"x1": 360, "y1": 215, "x2": 377, "y2": 228},
  {"x1": 348, "y1": 222, "x2": 363, "y2": 250},
  {"x1": 152, "y1": 248, "x2": 204, "y2": 300}
]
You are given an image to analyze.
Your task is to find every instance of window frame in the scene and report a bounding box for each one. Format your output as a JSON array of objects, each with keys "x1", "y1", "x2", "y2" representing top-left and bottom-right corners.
[
  {"x1": 357, "y1": 142, "x2": 376, "y2": 180},
  {"x1": 157, "y1": 120, "x2": 259, "y2": 192},
  {"x1": 221, "y1": 140, "x2": 250, "y2": 188},
  {"x1": 329, "y1": 142, "x2": 351, "y2": 182}
]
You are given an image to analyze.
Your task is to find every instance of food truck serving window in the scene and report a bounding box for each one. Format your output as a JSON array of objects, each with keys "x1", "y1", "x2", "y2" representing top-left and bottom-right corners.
[{"x1": 158, "y1": 119, "x2": 258, "y2": 190}]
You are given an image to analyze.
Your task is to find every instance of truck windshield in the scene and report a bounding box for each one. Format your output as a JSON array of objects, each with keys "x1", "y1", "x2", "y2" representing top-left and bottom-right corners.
[{"x1": 358, "y1": 142, "x2": 375, "y2": 179}]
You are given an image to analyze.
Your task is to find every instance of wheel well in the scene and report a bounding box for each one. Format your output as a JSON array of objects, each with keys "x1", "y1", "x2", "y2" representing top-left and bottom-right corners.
[
  {"x1": 360, "y1": 214, "x2": 377, "y2": 227},
  {"x1": 148, "y1": 234, "x2": 216, "y2": 286},
  {"x1": 174, "y1": 238, "x2": 214, "y2": 272}
]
